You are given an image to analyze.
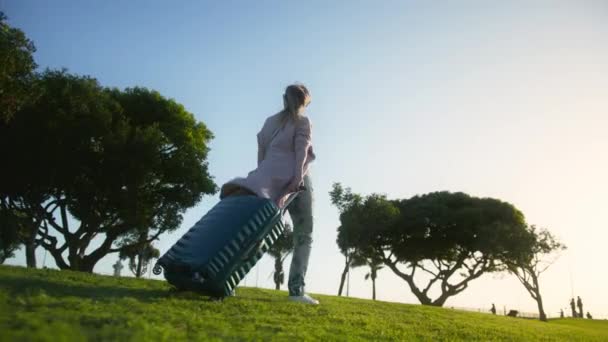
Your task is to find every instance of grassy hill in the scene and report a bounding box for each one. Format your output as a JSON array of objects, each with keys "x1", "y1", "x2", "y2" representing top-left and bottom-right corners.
[{"x1": 1, "y1": 265, "x2": 606, "y2": 341}]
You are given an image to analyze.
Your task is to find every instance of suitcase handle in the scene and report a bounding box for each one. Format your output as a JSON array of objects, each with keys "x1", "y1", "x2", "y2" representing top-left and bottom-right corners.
[{"x1": 280, "y1": 186, "x2": 306, "y2": 214}]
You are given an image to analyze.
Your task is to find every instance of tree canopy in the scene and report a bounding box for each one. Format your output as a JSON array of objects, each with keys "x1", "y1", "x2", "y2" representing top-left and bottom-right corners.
[
  {"x1": 0, "y1": 70, "x2": 216, "y2": 272},
  {"x1": 0, "y1": 12, "x2": 37, "y2": 123},
  {"x1": 331, "y1": 184, "x2": 533, "y2": 306},
  {"x1": 0, "y1": 206, "x2": 24, "y2": 263},
  {"x1": 387, "y1": 192, "x2": 530, "y2": 306},
  {"x1": 505, "y1": 225, "x2": 566, "y2": 321},
  {"x1": 331, "y1": 183, "x2": 398, "y2": 297}
]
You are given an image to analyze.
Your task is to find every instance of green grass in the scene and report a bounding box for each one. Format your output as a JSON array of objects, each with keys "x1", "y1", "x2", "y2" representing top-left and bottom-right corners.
[{"x1": 0, "y1": 265, "x2": 606, "y2": 341}]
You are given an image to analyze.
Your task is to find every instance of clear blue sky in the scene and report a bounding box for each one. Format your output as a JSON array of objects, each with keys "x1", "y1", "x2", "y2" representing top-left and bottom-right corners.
[{"x1": 3, "y1": 0, "x2": 607, "y2": 318}]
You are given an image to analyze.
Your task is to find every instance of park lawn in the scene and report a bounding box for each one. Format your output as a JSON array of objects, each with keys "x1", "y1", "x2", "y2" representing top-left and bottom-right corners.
[{"x1": 0, "y1": 265, "x2": 606, "y2": 341}]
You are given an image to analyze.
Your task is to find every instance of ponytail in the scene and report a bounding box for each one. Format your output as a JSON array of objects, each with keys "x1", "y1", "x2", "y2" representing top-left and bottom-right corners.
[{"x1": 281, "y1": 84, "x2": 311, "y2": 124}]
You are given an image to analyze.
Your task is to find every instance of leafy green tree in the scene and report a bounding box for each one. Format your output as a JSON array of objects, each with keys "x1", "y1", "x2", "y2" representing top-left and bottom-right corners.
[
  {"x1": 0, "y1": 70, "x2": 216, "y2": 272},
  {"x1": 330, "y1": 183, "x2": 362, "y2": 296},
  {"x1": 331, "y1": 183, "x2": 397, "y2": 297},
  {"x1": 332, "y1": 184, "x2": 532, "y2": 307},
  {"x1": 0, "y1": 12, "x2": 41, "y2": 265},
  {"x1": 0, "y1": 12, "x2": 38, "y2": 123},
  {"x1": 0, "y1": 134, "x2": 51, "y2": 268},
  {"x1": 0, "y1": 204, "x2": 23, "y2": 263},
  {"x1": 384, "y1": 192, "x2": 531, "y2": 306},
  {"x1": 118, "y1": 234, "x2": 161, "y2": 278},
  {"x1": 267, "y1": 224, "x2": 294, "y2": 290},
  {"x1": 505, "y1": 225, "x2": 565, "y2": 321},
  {"x1": 351, "y1": 252, "x2": 384, "y2": 300},
  {"x1": 335, "y1": 228, "x2": 355, "y2": 296}
]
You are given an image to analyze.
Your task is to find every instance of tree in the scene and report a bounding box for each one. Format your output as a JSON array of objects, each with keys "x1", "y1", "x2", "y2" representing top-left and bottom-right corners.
[
  {"x1": 0, "y1": 70, "x2": 217, "y2": 272},
  {"x1": 330, "y1": 183, "x2": 397, "y2": 298},
  {"x1": 505, "y1": 225, "x2": 565, "y2": 321},
  {"x1": 331, "y1": 185, "x2": 532, "y2": 307},
  {"x1": 118, "y1": 233, "x2": 161, "y2": 278},
  {"x1": 383, "y1": 192, "x2": 531, "y2": 306},
  {"x1": 267, "y1": 225, "x2": 294, "y2": 290},
  {"x1": 335, "y1": 228, "x2": 354, "y2": 297},
  {"x1": 0, "y1": 12, "x2": 38, "y2": 123},
  {"x1": 0, "y1": 204, "x2": 23, "y2": 263},
  {"x1": 351, "y1": 252, "x2": 384, "y2": 300},
  {"x1": 1, "y1": 150, "x2": 47, "y2": 268},
  {"x1": 330, "y1": 183, "x2": 363, "y2": 296},
  {"x1": 0, "y1": 12, "x2": 41, "y2": 265}
]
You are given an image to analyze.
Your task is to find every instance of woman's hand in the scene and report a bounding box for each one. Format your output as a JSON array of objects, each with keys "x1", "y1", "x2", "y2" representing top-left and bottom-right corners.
[{"x1": 287, "y1": 177, "x2": 303, "y2": 193}]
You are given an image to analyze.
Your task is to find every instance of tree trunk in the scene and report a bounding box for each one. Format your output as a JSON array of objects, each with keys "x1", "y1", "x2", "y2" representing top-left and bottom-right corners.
[
  {"x1": 536, "y1": 293, "x2": 547, "y2": 322},
  {"x1": 136, "y1": 254, "x2": 143, "y2": 278},
  {"x1": 338, "y1": 256, "x2": 350, "y2": 296},
  {"x1": 68, "y1": 253, "x2": 80, "y2": 271},
  {"x1": 25, "y1": 228, "x2": 37, "y2": 268},
  {"x1": 66, "y1": 255, "x2": 95, "y2": 272},
  {"x1": 274, "y1": 257, "x2": 282, "y2": 290},
  {"x1": 80, "y1": 261, "x2": 95, "y2": 273},
  {"x1": 372, "y1": 278, "x2": 376, "y2": 300},
  {"x1": 42, "y1": 243, "x2": 70, "y2": 270},
  {"x1": 431, "y1": 292, "x2": 452, "y2": 307},
  {"x1": 385, "y1": 261, "x2": 435, "y2": 305},
  {"x1": 78, "y1": 264, "x2": 93, "y2": 272},
  {"x1": 371, "y1": 267, "x2": 377, "y2": 300},
  {"x1": 134, "y1": 230, "x2": 147, "y2": 278},
  {"x1": 531, "y1": 273, "x2": 547, "y2": 322},
  {"x1": 78, "y1": 233, "x2": 119, "y2": 272}
]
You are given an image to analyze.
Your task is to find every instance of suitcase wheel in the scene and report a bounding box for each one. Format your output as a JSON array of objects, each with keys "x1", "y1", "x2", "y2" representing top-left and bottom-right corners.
[{"x1": 152, "y1": 264, "x2": 163, "y2": 275}]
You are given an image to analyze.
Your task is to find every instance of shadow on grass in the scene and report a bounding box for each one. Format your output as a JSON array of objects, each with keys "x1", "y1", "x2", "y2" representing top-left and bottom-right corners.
[
  {"x1": 0, "y1": 267, "x2": 280, "y2": 305},
  {"x1": 0, "y1": 273, "x2": 175, "y2": 303}
]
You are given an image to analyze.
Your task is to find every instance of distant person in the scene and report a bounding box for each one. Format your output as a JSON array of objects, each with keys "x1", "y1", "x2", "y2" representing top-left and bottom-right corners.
[
  {"x1": 586, "y1": 312, "x2": 592, "y2": 320},
  {"x1": 570, "y1": 298, "x2": 577, "y2": 318},
  {"x1": 221, "y1": 84, "x2": 318, "y2": 305},
  {"x1": 490, "y1": 303, "x2": 496, "y2": 315},
  {"x1": 560, "y1": 309, "x2": 564, "y2": 318},
  {"x1": 577, "y1": 296, "x2": 583, "y2": 318}
]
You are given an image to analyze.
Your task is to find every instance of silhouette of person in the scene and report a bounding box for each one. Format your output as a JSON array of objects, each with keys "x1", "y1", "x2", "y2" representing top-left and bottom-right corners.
[
  {"x1": 560, "y1": 309, "x2": 564, "y2": 318},
  {"x1": 570, "y1": 298, "x2": 577, "y2": 318},
  {"x1": 577, "y1": 296, "x2": 583, "y2": 318},
  {"x1": 490, "y1": 303, "x2": 496, "y2": 315},
  {"x1": 586, "y1": 312, "x2": 592, "y2": 319}
]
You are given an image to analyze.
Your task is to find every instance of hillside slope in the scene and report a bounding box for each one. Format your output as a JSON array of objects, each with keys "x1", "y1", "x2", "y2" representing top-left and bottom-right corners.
[{"x1": 0, "y1": 266, "x2": 605, "y2": 341}]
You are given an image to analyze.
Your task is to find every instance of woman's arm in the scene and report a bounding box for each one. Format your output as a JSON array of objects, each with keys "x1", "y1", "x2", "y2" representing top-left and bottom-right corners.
[
  {"x1": 293, "y1": 116, "x2": 313, "y2": 184},
  {"x1": 257, "y1": 132, "x2": 265, "y2": 166},
  {"x1": 257, "y1": 117, "x2": 272, "y2": 166}
]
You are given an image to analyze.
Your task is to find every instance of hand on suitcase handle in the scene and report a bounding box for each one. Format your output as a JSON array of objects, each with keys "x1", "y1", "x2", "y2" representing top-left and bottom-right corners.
[{"x1": 281, "y1": 185, "x2": 307, "y2": 213}]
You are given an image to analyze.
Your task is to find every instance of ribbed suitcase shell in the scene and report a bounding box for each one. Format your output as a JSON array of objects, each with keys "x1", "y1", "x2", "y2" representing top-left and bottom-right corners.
[{"x1": 153, "y1": 195, "x2": 285, "y2": 297}]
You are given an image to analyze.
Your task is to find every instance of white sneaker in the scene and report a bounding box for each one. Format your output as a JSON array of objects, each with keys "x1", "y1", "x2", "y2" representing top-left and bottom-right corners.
[{"x1": 288, "y1": 294, "x2": 319, "y2": 305}]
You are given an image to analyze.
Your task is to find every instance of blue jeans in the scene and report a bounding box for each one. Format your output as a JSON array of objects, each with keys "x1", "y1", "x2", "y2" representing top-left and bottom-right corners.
[{"x1": 285, "y1": 174, "x2": 313, "y2": 296}]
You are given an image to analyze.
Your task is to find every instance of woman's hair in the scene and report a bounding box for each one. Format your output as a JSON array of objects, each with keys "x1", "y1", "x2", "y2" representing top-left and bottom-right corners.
[{"x1": 282, "y1": 84, "x2": 311, "y2": 122}]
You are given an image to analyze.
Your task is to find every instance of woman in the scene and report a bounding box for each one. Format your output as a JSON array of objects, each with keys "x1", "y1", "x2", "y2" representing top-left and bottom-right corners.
[{"x1": 221, "y1": 84, "x2": 318, "y2": 305}]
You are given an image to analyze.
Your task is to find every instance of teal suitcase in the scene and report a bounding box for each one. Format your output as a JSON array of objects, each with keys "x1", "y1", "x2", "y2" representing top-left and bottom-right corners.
[{"x1": 153, "y1": 193, "x2": 297, "y2": 298}]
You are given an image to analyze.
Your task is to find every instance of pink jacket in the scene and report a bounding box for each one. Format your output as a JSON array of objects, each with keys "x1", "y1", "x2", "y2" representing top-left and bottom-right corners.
[{"x1": 225, "y1": 112, "x2": 315, "y2": 208}]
